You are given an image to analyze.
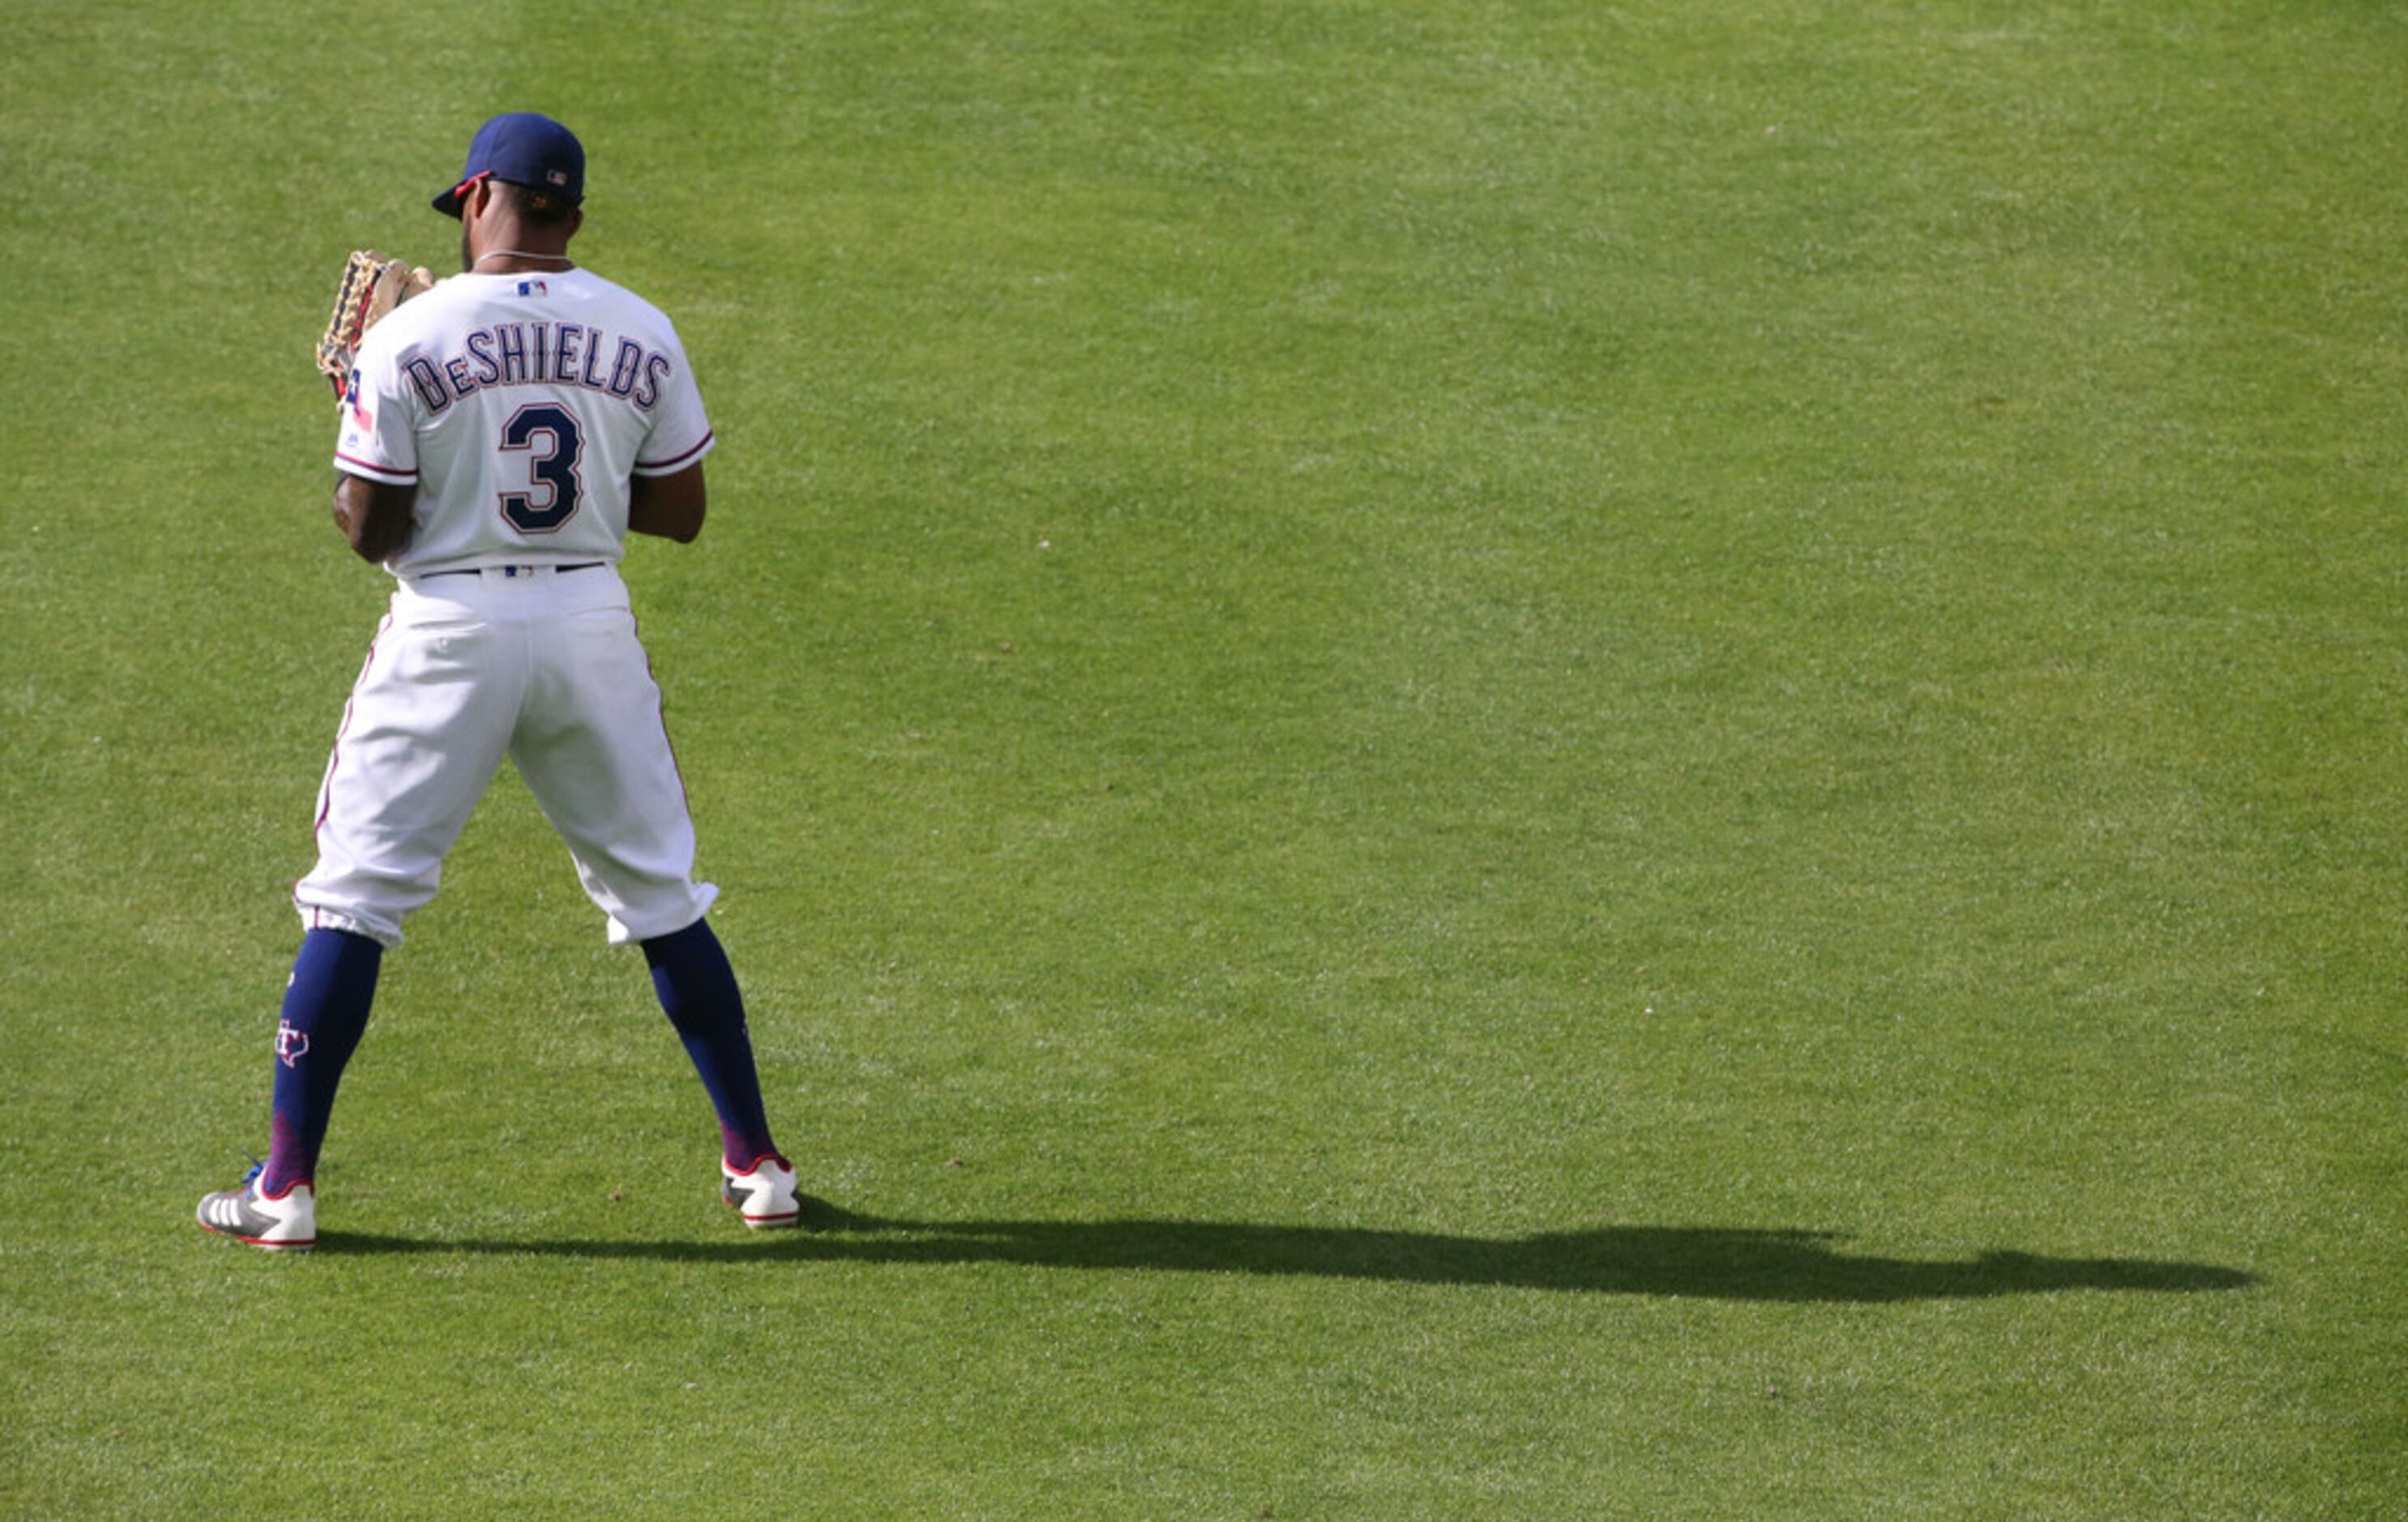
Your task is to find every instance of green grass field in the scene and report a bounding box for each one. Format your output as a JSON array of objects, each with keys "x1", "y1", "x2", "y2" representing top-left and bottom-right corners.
[{"x1": 3, "y1": 0, "x2": 2402, "y2": 1514}]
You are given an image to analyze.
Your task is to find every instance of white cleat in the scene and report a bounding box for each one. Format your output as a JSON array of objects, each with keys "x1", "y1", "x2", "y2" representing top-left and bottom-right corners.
[
  {"x1": 720, "y1": 1155, "x2": 801, "y2": 1229},
  {"x1": 197, "y1": 1167, "x2": 317, "y2": 1251}
]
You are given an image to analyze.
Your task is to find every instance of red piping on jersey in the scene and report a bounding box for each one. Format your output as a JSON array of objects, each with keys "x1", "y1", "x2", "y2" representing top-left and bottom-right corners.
[
  {"x1": 634, "y1": 430, "x2": 714, "y2": 474},
  {"x1": 337, "y1": 451, "x2": 418, "y2": 481}
]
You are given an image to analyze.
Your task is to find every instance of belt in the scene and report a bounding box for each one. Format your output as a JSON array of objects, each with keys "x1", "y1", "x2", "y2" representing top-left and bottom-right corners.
[{"x1": 416, "y1": 562, "x2": 605, "y2": 581}]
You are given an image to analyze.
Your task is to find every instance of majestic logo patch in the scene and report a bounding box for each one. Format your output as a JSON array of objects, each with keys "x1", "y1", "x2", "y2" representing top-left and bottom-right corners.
[{"x1": 275, "y1": 1020, "x2": 311, "y2": 1068}]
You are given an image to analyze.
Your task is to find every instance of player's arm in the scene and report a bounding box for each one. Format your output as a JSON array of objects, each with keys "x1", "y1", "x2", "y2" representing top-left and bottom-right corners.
[
  {"x1": 332, "y1": 472, "x2": 416, "y2": 563},
  {"x1": 629, "y1": 461, "x2": 707, "y2": 544}
]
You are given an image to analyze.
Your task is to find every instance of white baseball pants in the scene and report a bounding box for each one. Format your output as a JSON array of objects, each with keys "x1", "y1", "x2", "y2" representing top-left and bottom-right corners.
[{"x1": 292, "y1": 564, "x2": 718, "y2": 949}]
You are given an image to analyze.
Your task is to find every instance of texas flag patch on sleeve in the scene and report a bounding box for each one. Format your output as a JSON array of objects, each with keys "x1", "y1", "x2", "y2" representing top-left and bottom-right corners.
[{"x1": 343, "y1": 368, "x2": 374, "y2": 433}]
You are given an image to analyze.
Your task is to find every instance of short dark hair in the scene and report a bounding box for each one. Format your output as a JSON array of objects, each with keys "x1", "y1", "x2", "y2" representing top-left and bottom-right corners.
[{"x1": 495, "y1": 177, "x2": 578, "y2": 227}]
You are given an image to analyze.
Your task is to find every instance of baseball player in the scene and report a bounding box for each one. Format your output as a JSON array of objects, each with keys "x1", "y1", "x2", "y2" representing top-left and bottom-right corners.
[{"x1": 198, "y1": 113, "x2": 798, "y2": 1250}]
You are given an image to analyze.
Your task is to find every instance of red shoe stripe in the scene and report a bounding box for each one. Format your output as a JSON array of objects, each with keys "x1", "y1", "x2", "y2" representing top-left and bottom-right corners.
[{"x1": 199, "y1": 1218, "x2": 314, "y2": 1250}]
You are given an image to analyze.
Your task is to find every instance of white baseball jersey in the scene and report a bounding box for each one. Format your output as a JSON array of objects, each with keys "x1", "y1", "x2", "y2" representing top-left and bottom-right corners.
[
  {"x1": 298, "y1": 265, "x2": 722, "y2": 949},
  {"x1": 335, "y1": 268, "x2": 715, "y2": 575}
]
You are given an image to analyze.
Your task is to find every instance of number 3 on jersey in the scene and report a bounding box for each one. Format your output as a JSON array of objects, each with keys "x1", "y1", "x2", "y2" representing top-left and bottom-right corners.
[{"x1": 498, "y1": 404, "x2": 584, "y2": 534}]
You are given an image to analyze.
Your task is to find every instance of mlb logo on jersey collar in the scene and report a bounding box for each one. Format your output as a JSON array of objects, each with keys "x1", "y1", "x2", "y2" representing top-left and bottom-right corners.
[{"x1": 519, "y1": 279, "x2": 549, "y2": 297}]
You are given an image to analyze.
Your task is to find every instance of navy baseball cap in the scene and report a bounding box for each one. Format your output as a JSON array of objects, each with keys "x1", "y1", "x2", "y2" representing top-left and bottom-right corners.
[{"x1": 433, "y1": 112, "x2": 585, "y2": 216}]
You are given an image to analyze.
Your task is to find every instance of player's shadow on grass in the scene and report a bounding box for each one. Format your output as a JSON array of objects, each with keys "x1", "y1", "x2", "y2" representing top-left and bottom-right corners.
[{"x1": 322, "y1": 1208, "x2": 2255, "y2": 1302}]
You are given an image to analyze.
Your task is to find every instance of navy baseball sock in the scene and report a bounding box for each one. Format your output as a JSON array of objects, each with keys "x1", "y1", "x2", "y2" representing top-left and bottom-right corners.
[
  {"x1": 260, "y1": 927, "x2": 383, "y2": 1196},
  {"x1": 643, "y1": 918, "x2": 780, "y2": 1171}
]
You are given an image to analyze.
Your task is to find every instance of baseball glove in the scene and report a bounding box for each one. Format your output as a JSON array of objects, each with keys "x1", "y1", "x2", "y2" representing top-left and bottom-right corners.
[{"x1": 316, "y1": 250, "x2": 434, "y2": 395}]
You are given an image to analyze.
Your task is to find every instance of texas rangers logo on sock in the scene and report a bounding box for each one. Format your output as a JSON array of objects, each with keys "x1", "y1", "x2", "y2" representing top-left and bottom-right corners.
[{"x1": 275, "y1": 1020, "x2": 311, "y2": 1068}]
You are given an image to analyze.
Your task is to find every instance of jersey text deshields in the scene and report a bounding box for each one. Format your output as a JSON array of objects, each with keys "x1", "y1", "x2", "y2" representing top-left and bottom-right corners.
[{"x1": 404, "y1": 322, "x2": 672, "y2": 413}]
